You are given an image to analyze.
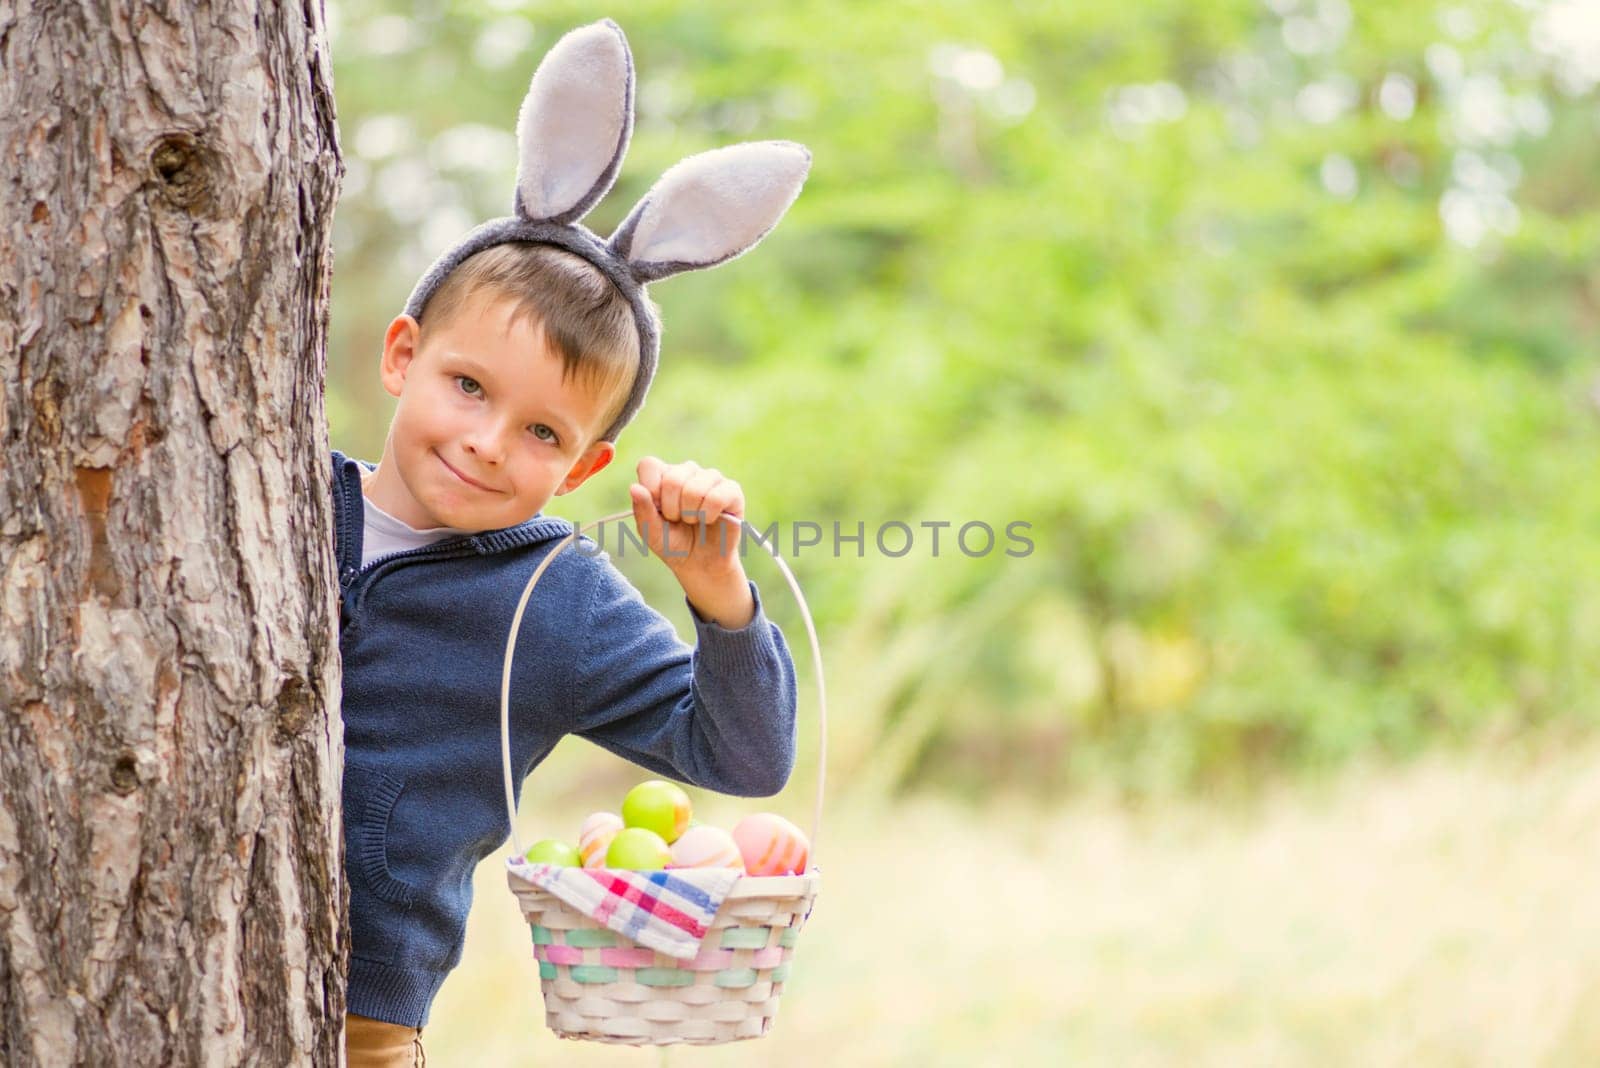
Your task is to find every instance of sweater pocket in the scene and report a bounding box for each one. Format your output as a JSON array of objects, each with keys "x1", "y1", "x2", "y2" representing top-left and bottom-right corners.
[{"x1": 343, "y1": 760, "x2": 419, "y2": 966}]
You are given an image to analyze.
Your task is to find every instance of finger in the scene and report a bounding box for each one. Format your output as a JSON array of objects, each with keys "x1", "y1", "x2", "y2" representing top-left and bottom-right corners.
[
  {"x1": 630, "y1": 482, "x2": 665, "y2": 558},
  {"x1": 635, "y1": 456, "x2": 666, "y2": 500},
  {"x1": 702, "y1": 490, "x2": 744, "y2": 557},
  {"x1": 679, "y1": 468, "x2": 722, "y2": 524},
  {"x1": 659, "y1": 461, "x2": 699, "y2": 523},
  {"x1": 700, "y1": 480, "x2": 742, "y2": 528}
]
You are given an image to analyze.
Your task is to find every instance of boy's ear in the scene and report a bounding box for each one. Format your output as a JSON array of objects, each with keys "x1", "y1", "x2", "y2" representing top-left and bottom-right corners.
[
  {"x1": 556, "y1": 440, "x2": 615, "y2": 496},
  {"x1": 380, "y1": 315, "x2": 422, "y2": 399}
]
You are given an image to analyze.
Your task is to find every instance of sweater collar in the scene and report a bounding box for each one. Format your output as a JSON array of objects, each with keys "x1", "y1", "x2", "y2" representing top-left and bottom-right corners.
[{"x1": 331, "y1": 450, "x2": 577, "y2": 574}]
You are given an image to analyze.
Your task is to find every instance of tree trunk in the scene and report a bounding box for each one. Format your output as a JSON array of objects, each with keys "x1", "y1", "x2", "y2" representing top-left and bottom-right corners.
[{"x1": 0, "y1": 3, "x2": 346, "y2": 1065}]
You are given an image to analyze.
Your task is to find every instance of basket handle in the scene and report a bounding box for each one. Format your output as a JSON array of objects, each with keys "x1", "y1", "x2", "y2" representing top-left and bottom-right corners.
[{"x1": 500, "y1": 509, "x2": 827, "y2": 866}]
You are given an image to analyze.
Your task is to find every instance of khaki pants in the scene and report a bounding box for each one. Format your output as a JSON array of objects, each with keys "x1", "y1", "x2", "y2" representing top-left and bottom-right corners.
[{"x1": 345, "y1": 1012, "x2": 425, "y2": 1068}]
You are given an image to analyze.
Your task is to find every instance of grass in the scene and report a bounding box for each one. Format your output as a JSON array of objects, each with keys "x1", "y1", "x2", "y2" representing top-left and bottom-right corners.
[{"x1": 423, "y1": 736, "x2": 1600, "y2": 1065}]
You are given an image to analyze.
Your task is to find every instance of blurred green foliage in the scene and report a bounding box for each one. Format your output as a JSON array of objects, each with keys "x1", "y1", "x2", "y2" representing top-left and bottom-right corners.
[{"x1": 325, "y1": 0, "x2": 1600, "y2": 797}]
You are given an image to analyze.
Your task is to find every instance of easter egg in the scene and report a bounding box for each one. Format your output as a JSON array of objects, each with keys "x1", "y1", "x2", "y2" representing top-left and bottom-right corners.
[
  {"x1": 732, "y1": 813, "x2": 810, "y2": 876},
  {"x1": 523, "y1": 838, "x2": 581, "y2": 867},
  {"x1": 621, "y1": 780, "x2": 693, "y2": 844},
  {"x1": 668, "y1": 824, "x2": 745, "y2": 870},
  {"x1": 579, "y1": 811, "x2": 624, "y2": 868},
  {"x1": 605, "y1": 827, "x2": 672, "y2": 870}
]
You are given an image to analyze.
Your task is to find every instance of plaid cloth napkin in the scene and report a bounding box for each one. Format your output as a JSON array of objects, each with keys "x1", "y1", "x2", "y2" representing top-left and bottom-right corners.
[{"x1": 506, "y1": 858, "x2": 742, "y2": 960}]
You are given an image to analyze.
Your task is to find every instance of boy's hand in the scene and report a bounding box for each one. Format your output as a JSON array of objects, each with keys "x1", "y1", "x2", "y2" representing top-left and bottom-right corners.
[{"x1": 630, "y1": 457, "x2": 755, "y2": 629}]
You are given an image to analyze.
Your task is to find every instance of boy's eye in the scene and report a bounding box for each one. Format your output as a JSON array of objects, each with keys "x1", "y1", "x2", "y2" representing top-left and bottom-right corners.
[
  {"x1": 455, "y1": 375, "x2": 482, "y2": 397},
  {"x1": 530, "y1": 424, "x2": 558, "y2": 445}
]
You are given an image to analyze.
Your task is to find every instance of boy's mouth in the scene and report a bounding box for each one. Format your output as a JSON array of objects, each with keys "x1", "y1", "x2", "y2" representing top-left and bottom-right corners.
[{"x1": 436, "y1": 450, "x2": 499, "y2": 493}]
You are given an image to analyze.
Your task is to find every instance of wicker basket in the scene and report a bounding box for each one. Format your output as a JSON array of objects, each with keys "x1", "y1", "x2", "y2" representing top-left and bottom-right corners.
[{"x1": 497, "y1": 510, "x2": 827, "y2": 1046}]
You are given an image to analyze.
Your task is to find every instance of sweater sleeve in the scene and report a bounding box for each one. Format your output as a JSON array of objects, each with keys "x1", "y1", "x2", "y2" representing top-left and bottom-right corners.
[{"x1": 564, "y1": 558, "x2": 799, "y2": 798}]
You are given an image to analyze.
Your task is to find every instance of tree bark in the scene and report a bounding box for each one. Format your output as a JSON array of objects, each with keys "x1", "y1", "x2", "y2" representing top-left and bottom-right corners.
[{"x1": 0, "y1": 3, "x2": 345, "y2": 1065}]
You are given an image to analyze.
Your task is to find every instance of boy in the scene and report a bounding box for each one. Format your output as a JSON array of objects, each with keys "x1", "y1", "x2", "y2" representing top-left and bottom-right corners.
[{"x1": 330, "y1": 19, "x2": 811, "y2": 1065}]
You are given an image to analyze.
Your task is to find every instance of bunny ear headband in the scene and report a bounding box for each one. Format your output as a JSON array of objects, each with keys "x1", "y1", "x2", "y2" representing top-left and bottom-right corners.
[{"x1": 402, "y1": 18, "x2": 811, "y2": 442}]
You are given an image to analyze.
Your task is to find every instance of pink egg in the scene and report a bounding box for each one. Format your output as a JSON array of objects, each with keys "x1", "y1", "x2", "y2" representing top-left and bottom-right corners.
[
  {"x1": 579, "y1": 811, "x2": 624, "y2": 868},
  {"x1": 668, "y1": 825, "x2": 745, "y2": 870},
  {"x1": 732, "y1": 813, "x2": 810, "y2": 876}
]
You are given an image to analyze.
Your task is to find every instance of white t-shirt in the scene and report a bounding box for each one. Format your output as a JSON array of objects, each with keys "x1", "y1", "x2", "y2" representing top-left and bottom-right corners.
[{"x1": 357, "y1": 462, "x2": 472, "y2": 568}]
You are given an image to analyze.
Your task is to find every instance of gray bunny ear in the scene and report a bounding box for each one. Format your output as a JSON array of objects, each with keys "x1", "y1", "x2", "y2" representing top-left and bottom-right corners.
[
  {"x1": 608, "y1": 141, "x2": 811, "y2": 282},
  {"x1": 514, "y1": 19, "x2": 634, "y2": 224}
]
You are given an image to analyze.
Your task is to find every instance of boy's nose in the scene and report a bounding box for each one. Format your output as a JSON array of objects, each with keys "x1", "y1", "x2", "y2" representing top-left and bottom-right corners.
[{"x1": 462, "y1": 425, "x2": 510, "y2": 465}]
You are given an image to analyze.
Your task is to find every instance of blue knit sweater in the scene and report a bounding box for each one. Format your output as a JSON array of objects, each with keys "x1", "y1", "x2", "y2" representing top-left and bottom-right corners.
[{"x1": 330, "y1": 451, "x2": 799, "y2": 1026}]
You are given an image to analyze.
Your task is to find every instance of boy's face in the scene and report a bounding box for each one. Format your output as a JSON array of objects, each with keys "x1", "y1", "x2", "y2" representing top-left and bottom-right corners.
[{"x1": 365, "y1": 290, "x2": 618, "y2": 532}]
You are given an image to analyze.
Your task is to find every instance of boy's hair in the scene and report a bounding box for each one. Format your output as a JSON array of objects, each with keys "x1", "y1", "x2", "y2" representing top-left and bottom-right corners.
[
  {"x1": 402, "y1": 19, "x2": 808, "y2": 441},
  {"x1": 416, "y1": 243, "x2": 657, "y2": 443}
]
